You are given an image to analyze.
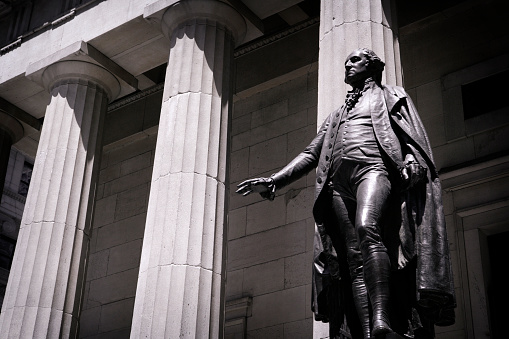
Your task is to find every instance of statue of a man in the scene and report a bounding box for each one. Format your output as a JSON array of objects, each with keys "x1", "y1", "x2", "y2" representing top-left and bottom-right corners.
[{"x1": 236, "y1": 48, "x2": 455, "y2": 339}]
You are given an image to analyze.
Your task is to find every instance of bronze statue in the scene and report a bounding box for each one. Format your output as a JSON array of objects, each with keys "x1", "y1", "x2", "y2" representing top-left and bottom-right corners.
[{"x1": 236, "y1": 48, "x2": 455, "y2": 339}]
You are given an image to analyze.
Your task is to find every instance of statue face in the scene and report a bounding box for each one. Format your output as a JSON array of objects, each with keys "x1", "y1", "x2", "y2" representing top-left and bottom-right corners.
[{"x1": 344, "y1": 50, "x2": 370, "y2": 85}]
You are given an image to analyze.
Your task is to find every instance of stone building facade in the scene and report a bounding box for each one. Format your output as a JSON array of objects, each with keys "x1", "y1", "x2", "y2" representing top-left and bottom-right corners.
[{"x1": 0, "y1": 0, "x2": 507, "y2": 338}]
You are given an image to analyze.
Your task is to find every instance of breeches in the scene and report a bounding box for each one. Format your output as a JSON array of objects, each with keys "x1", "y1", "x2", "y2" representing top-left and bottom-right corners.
[{"x1": 330, "y1": 160, "x2": 391, "y2": 278}]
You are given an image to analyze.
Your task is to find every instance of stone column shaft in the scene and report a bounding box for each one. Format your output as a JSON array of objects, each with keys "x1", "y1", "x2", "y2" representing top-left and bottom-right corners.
[
  {"x1": 131, "y1": 1, "x2": 245, "y2": 338},
  {"x1": 317, "y1": 0, "x2": 402, "y2": 122},
  {"x1": 0, "y1": 62, "x2": 118, "y2": 338}
]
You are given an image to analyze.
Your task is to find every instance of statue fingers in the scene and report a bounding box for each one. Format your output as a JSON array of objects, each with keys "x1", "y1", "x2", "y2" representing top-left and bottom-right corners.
[
  {"x1": 235, "y1": 183, "x2": 252, "y2": 194},
  {"x1": 237, "y1": 178, "x2": 257, "y2": 188}
]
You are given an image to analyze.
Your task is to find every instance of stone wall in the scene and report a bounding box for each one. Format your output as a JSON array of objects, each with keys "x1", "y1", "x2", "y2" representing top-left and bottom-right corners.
[
  {"x1": 226, "y1": 65, "x2": 319, "y2": 338},
  {"x1": 79, "y1": 129, "x2": 157, "y2": 338},
  {"x1": 399, "y1": 0, "x2": 509, "y2": 171}
]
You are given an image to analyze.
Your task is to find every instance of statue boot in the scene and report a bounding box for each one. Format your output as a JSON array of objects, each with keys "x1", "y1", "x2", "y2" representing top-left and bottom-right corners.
[
  {"x1": 364, "y1": 250, "x2": 392, "y2": 337},
  {"x1": 352, "y1": 272, "x2": 372, "y2": 339}
]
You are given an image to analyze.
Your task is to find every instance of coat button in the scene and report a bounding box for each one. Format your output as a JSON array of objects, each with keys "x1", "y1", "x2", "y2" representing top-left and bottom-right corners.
[{"x1": 317, "y1": 177, "x2": 322, "y2": 184}]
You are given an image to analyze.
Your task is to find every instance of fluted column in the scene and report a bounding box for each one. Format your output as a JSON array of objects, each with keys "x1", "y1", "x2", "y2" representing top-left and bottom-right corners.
[
  {"x1": 131, "y1": 1, "x2": 245, "y2": 338},
  {"x1": 317, "y1": 0, "x2": 402, "y2": 121},
  {"x1": 0, "y1": 61, "x2": 119, "y2": 338}
]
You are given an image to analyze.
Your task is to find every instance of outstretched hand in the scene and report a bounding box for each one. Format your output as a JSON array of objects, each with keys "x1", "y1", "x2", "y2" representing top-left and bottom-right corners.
[{"x1": 236, "y1": 177, "x2": 276, "y2": 201}]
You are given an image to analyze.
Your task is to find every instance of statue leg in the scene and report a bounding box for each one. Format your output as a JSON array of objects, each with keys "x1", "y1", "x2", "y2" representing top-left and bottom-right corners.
[
  {"x1": 332, "y1": 191, "x2": 372, "y2": 339},
  {"x1": 354, "y1": 166, "x2": 393, "y2": 336},
  {"x1": 351, "y1": 269, "x2": 372, "y2": 339}
]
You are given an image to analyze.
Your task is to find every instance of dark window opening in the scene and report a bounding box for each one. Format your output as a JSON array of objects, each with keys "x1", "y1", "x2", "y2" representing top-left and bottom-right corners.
[
  {"x1": 18, "y1": 161, "x2": 33, "y2": 197},
  {"x1": 461, "y1": 70, "x2": 509, "y2": 120},
  {"x1": 487, "y1": 230, "x2": 509, "y2": 338}
]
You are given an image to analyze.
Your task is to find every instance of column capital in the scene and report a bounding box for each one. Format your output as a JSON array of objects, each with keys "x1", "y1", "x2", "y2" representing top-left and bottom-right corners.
[
  {"x1": 40, "y1": 60, "x2": 121, "y2": 100},
  {"x1": 145, "y1": 0, "x2": 246, "y2": 46},
  {"x1": 0, "y1": 110, "x2": 24, "y2": 143},
  {"x1": 25, "y1": 41, "x2": 138, "y2": 101}
]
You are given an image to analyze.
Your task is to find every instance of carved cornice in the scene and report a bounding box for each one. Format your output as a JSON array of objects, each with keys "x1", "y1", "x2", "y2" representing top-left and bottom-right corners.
[
  {"x1": 2, "y1": 187, "x2": 26, "y2": 204},
  {"x1": 234, "y1": 16, "x2": 319, "y2": 58},
  {"x1": 0, "y1": 0, "x2": 101, "y2": 55},
  {"x1": 107, "y1": 82, "x2": 164, "y2": 112}
]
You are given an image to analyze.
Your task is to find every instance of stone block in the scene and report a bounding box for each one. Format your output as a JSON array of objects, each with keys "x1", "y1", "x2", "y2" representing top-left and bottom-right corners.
[
  {"x1": 225, "y1": 318, "x2": 246, "y2": 339},
  {"x1": 288, "y1": 87, "x2": 318, "y2": 114},
  {"x1": 227, "y1": 220, "x2": 306, "y2": 271},
  {"x1": 79, "y1": 306, "x2": 100, "y2": 337},
  {"x1": 421, "y1": 116, "x2": 446, "y2": 147},
  {"x1": 248, "y1": 135, "x2": 288, "y2": 176},
  {"x1": 453, "y1": 176, "x2": 509, "y2": 211},
  {"x1": 226, "y1": 269, "x2": 244, "y2": 299},
  {"x1": 283, "y1": 318, "x2": 313, "y2": 339},
  {"x1": 93, "y1": 195, "x2": 117, "y2": 228},
  {"x1": 105, "y1": 167, "x2": 152, "y2": 196},
  {"x1": 243, "y1": 259, "x2": 284, "y2": 296},
  {"x1": 84, "y1": 328, "x2": 132, "y2": 339},
  {"x1": 98, "y1": 298, "x2": 135, "y2": 333},
  {"x1": 104, "y1": 99, "x2": 145, "y2": 146},
  {"x1": 230, "y1": 148, "x2": 249, "y2": 183},
  {"x1": 284, "y1": 252, "x2": 312, "y2": 289},
  {"x1": 114, "y1": 183, "x2": 149, "y2": 221},
  {"x1": 98, "y1": 162, "x2": 120, "y2": 185},
  {"x1": 107, "y1": 134, "x2": 157, "y2": 166},
  {"x1": 433, "y1": 138, "x2": 475, "y2": 171},
  {"x1": 305, "y1": 218, "x2": 316, "y2": 253},
  {"x1": 142, "y1": 91, "x2": 163, "y2": 130},
  {"x1": 248, "y1": 286, "x2": 306, "y2": 330},
  {"x1": 473, "y1": 124, "x2": 509, "y2": 158},
  {"x1": 247, "y1": 324, "x2": 283, "y2": 339},
  {"x1": 96, "y1": 184, "x2": 105, "y2": 200},
  {"x1": 246, "y1": 197, "x2": 286, "y2": 235},
  {"x1": 285, "y1": 186, "x2": 314, "y2": 224},
  {"x1": 249, "y1": 109, "x2": 308, "y2": 147},
  {"x1": 88, "y1": 268, "x2": 138, "y2": 305},
  {"x1": 95, "y1": 213, "x2": 146, "y2": 252},
  {"x1": 232, "y1": 113, "x2": 252, "y2": 136},
  {"x1": 445, "y1": 214, "x2": 456, "y2": 251},
  {"x1": 251, "y1": 100, "x2": 288, "y2": 129},
  {"x1": 86, "y1": 249, "x2": 109, "y2": 281},
  {"x1": 107, "y1": 239, "x2": 142, "y2": 275},
  {"x1": 442, "y1": 191, "x2": 454, "y2": 216},
  {"x1": 232, "y1": 130, "x2": 251, "y2": 152},
  {"x1": 416, "y1": 80, "x2": 443, "y2": 120},
  {"x1": 120, "y1": 151, "x2": 152, "y2": 176},
  {"x1": 228, "y1": 207, "x2": 246, "y2": 240},
  {"x1": 287, "y1": 125, "x2": 316, "y2": 161}
]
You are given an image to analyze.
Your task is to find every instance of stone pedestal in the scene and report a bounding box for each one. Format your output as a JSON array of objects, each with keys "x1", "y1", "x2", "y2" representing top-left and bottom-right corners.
[
  {"x1": 131, "y1": 1, "x2": 245, "y2": 338},
  {"x1": 317, "y1": 0, "x2": 402, "y2": 122},
  {"x1": 0, "y1": 61, "x2": 119, "y2": 338}
]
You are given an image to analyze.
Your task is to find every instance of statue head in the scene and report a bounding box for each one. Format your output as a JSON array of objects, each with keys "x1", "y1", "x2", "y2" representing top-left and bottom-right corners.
[{"x1": 344, "y1": 48, "x2": 385, "y2": 86}]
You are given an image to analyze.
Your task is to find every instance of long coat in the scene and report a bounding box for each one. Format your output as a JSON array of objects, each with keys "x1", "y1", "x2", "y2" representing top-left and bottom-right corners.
[{"x1": 271, "y1": 84, "x2": 456, "y2": 335}]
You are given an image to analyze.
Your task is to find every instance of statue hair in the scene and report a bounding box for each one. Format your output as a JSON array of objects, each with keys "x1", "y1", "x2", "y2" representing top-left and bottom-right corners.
[{"x1": 358, "y1": 48, "x2": 385, "y2": 84}]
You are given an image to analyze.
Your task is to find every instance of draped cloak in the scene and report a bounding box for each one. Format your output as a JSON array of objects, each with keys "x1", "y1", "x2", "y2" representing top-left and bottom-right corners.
[{"x1": 271, "y1": 84, "x2": 456, "y2": 337}]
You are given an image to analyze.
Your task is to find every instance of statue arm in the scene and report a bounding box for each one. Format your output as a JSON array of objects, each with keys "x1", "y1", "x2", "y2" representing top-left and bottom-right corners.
[
  {"x1": 270, "y1": 113, "x2": 330, "y2": 189},
  {"x1": 236, "y1": 113, "x2": 331, "y2": 199},
  {"x1": 396, "y1": 95, "x2": 429, "y2": 189}
]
